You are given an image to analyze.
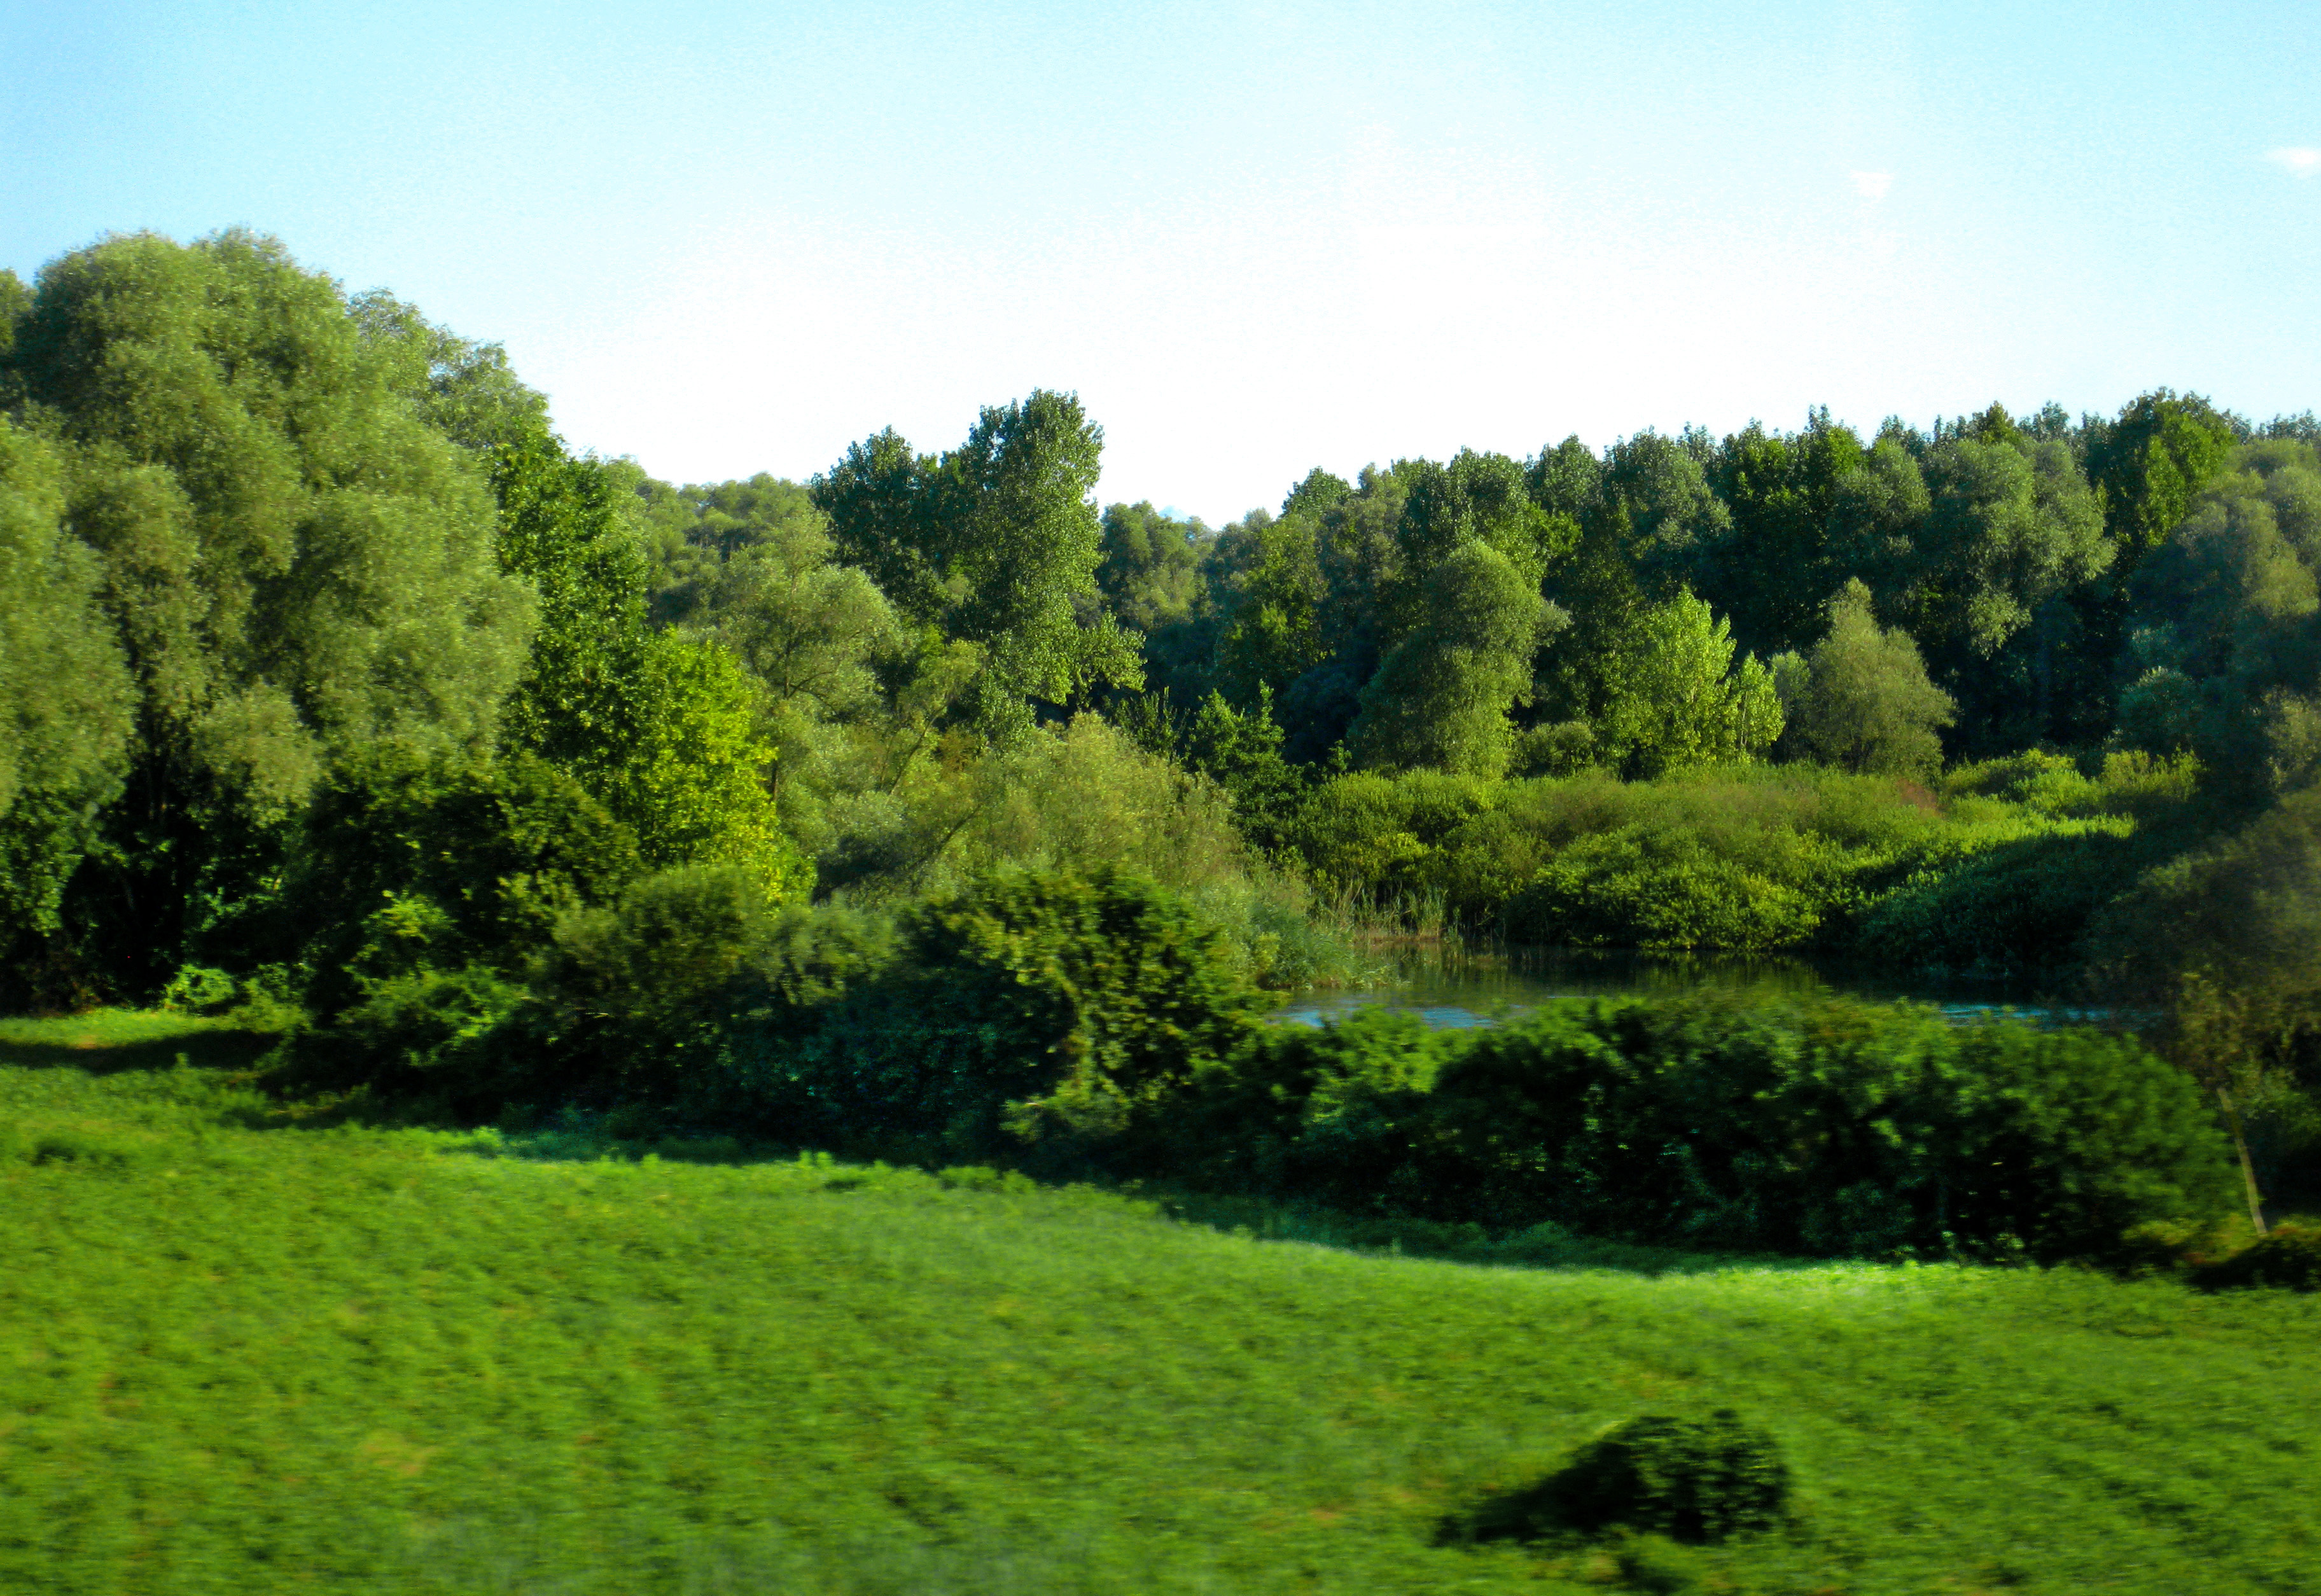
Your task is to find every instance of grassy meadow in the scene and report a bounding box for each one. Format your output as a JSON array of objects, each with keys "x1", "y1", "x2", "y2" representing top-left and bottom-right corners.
[{"x1": 1, "y1": 1014, "x2": 2316, "y2": 1595}]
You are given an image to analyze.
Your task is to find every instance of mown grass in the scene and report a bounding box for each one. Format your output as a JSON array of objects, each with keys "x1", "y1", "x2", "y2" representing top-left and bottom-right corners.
[{"x1": 2, "y1": 1014, "x2": 2317, "y2": 1593}]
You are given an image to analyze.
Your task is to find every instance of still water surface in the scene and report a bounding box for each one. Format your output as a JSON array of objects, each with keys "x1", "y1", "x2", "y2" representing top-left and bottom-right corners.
[{"x1": 1276, "y1": 948, "x2": 2100, "y2": 1030}]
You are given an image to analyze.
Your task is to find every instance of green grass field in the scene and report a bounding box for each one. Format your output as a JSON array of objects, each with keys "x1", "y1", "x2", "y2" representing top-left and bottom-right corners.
[{"x1": 3, "y1": 1013, "x2": 2317, "y2": 1594}]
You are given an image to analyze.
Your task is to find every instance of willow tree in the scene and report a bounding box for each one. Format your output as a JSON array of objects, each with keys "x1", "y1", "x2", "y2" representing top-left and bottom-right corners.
[
  {"x1": 1, "y1": 231, "x2": 536, "y2": 993},
  {"x1": 0, "y1": 416, "x2": 133, "y2": 980}
]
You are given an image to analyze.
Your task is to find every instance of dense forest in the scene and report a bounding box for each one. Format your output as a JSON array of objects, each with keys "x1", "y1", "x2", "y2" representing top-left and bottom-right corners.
[{"x1": 5, "y1": 228, "x2": 2320, "y2": 1248}]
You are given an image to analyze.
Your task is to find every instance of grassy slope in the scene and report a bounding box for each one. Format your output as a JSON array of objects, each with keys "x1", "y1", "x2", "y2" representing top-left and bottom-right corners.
[{"x1": 1, "y1": 1016, "x2": 2316, "y2": 1595}]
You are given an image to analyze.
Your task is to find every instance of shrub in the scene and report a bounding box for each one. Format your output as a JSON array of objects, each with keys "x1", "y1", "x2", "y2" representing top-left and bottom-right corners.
[
  {"x1": 1463, "y1": 1410, "x2": 1788, "y2": 1546},
  {"x1": 271, "y1": 961, "x2": 533, "y2": 1105},
  {"x1": 746, "y1": 866, "x2": 1271, "y2": 1160},
  {"x1": 534, "y1": 870, "x2": 895, "y2": 1102},
  {"x1": 286, "y1": 743, "x2": 645, "y2": 1016},
  {"x1": 1505, "y1": 826, "x2": 1832, "y2": 952},
  {"x1": 159, "y1": 964, "x2": 239, "y2": 1015},
  {"x1": 1171, "y1": 995, "x2": 2239, "y2": 1259},
  {"x1": 1854, "y1": 818, "x2": 2145, "y2": 974},
  {"x1": 2198, "y1": 1225, "x2": 2321, "y2": 1292},
  {"x1": 1553, "y1": 1412, "x2": 1790, "y2": 1543}
]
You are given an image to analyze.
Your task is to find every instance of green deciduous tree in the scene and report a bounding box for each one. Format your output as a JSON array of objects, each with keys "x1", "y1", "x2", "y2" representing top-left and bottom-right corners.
[
  {"x1": 815, "y1": 391, "x2": 1141, "y2": 735},
  {"x1": 2118, "y1": 439, "x2": 2321, "y2": 798},
  {"x1": 1537, "y1": 431, "x2": 1728, "y2": 724},
  {"x1": 1784, "y1": 579, "x2": 1956, "y2": 777},
  {"x1": 690, "y1": 504, "x2": 904, "y2": 855},
  {"x1": 1596, "y1": 590, "x2": 1784, "y2": 778},
  {"x1": 1180, "y1": 684, "x2": 1304, "y2": 851},
  {"x1": 3, "y1": 230, "x2": 536, "y2": 993},
  {"x1": 0, "y1": 417, "x2": 134, "y2": 964},
  {"x1": 489, "y1": 436, "x2": 810, "y2": 895},
  {"x1": 1095, "y1": 501, "x2": 1205, "y2": 635},
  {"x1": 1209, "y1": 508, "x2": 1330, "y2": 709},
  {"x1": 1348, "y1": 541, "x2": 1552, "y2": 777},
  {"x1": 2089, "y1": 389, "x2": 2239, "y2": 569}
]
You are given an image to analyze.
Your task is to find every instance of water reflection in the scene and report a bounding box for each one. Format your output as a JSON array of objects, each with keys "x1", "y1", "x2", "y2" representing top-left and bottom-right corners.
[{"x1": 1273, "y1": 947, "x2": 2106, "y2": 1030}]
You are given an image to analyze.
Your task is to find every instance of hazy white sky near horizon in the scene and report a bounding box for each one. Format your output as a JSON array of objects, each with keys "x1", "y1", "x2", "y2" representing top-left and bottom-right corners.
[{"x1": 4, "y1": 1, "x2": 2317, "y2": 522}]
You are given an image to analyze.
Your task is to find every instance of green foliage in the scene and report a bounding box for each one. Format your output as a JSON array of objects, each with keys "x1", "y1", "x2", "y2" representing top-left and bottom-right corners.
[
  {"x1": 611, "y1": 634, "x2": 809, "y2": 889},
  {"x1": 2198, "y1": 1224, "x2": 2321, "y2": 1291},
  {"x1": 1348, "y1": 541, "x2": 1551, "y2": 777},
  {"x1": 814, "y1": 391, "x2": 1141, "y2": 728},
  {"x1": 1508, "y1": 826, "x2": 1833, "y2": 952},
  {"x1": 1912, "y1": 415, "x2": 2111, "y2": 660},
  {"x1": 2117, "y1": 438, "x2": 2321, "y2": 796},
  {"x1": 682, "y1": 502, "x2": 905, "y2": 853},
  {"x1": 288, "y1": 744, "x2": 644, "y2": 1001},
  {"x1": 1174, "y1": 995, "x2": 2236, "y2": 1260},
  {"x1": 2090, "y1": 388, "x2": 2239, "y2": 566},
  {"x1": 0, "y1": 417, "x2": 131, "y2": 950},
  {"x1": 487, "y1": 438, "x2": 810, "y2": 892},
  {"x1": 763, "y1": 865, "x2": 1270, "y2": 1157},
  {"x1": 1474, "y1": 1410, "x2": 1790, "y2": 1545},
  {"x1": 1284, "y1": 753, "x2": 2210, "y2": 961},
  {"x1": 1595, "y1": 591, "x2": 1783, "y2": 778},
  {"x1": 1095, "y1": 500, "x2": 1206, "y2": 634},
  {"x1": 1180, "y1": 684, "x2": 1306, "y2": 852},
  {"x1": 1784, "y1": 578, "x2": 1956, "y2": 777},
  {"x1": 533, "y1": 870, "x2": 897, "y2": 1104},
  {"x1": 1208, "y1": 506, "x2": 1331, "y2": 708},
  {"x1": 1700, "y1": 410, "x2": 1873, "y2": 655},
  {"x1": 4, "y1": 230, "x2": 536, "y2": 994},
  {"x1": 2084, "y1": 784, "x2": 2321, "y2": 1199},
  {"x1": 349, "y1": 289, "x2": 554, "y2": 456}
]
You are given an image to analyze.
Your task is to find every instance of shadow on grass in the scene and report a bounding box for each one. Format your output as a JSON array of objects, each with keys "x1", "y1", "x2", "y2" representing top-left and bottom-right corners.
[
  {"x1": 0, "y1": 1010, "x2": 282, "y2": 1076},
  {"x1": 3, "y1": 1010, "x2": 1832, "y2": 1281},
  {"x1": 424, "y1": 1119, "x2": 1832, "y2": 1279},
  {"x1": 1143, "y1": 1187, "x2": 1832, "y2": 1279}
]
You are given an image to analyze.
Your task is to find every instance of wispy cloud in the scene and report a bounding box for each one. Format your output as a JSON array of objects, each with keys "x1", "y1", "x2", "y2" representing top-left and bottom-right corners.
[
  {"x1": 2268, "y1": 147, "x2": 2321, "y2": 177},
  {"x1": 1850, "y1": 170, "x2": 1895, "y2": 201}
]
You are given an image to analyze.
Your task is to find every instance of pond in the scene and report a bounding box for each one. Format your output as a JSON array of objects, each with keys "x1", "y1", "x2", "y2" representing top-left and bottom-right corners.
[{"x1": 1274, "y1": 947, "x2": 2110, "y2": 1030}]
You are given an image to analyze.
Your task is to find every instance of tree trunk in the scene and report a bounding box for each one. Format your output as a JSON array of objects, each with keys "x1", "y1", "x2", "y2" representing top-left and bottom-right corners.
[{"x1": 2217, "y1": 1085, "x2": 2269, "y2": 1236}]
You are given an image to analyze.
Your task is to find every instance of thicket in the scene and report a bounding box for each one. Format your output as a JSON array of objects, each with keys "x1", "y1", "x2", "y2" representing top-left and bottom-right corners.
[{"x1": 267, "y1": 854, "x2": 2231, "y2": 1263}]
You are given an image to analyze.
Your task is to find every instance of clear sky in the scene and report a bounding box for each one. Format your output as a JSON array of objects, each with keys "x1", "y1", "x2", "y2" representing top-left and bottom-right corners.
[{"x1": 4, "y1": 0, "x2": 2317, "y2": 522}]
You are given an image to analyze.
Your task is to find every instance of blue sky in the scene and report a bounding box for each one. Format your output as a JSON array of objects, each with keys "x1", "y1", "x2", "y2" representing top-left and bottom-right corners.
[{"x1": 4, "y1": 0, "x2": 2317, "y2": 521}]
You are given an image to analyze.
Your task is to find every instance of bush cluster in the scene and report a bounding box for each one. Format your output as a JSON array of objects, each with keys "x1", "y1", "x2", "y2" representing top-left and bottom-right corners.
[
  {"x1": 1279, "y1": 753, "x2": 2205, "y2": 969},
  {"x1": 1146, "y1": 994, "x2": 2234, "y2": 1261},
  {"x1": 263, "y1": 845, "x2": 2238, "y2": 1264}
]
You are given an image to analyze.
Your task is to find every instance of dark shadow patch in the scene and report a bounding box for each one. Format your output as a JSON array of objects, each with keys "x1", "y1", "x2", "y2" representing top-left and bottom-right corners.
[
  {"x1": 1439, "y1": 1410, "x2": 1790, "y2": 1548},
  {"x1": 0, "y1": 1022, "x2": 281, "y2": 1077}
]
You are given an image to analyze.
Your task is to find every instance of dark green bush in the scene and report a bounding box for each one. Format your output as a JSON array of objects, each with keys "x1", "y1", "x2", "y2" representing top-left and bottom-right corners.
[
  {"x1": 288, "y1": 744, "x2": 644, "y2": 1013},
  {"x1": 1169, "y1": 995, "x2": 2238, "y2": 1259},
  {"x1": 1460, "y1": 1410, "x2": 1788, "y2": 1547},
  {"x1": 2197, "y1": 1225, "x2": 2321, "y2": 1292},
  {"x1": 284, "y1": 962, "x2": 533, "y2": 1097},
  {"x1": 533, "y1": 870, "x2": 895, "y2": 1102},
  {"x1": 1552, "y1": 1412, "x2": 1790, "y2": 1543},
  {"x1": 747, "y1": 865, "x2": 1270, "y2": 1160},
  {"x1": 1503, "y1": 825, "x2": 1834, "y2": 951},
  {"x1": 1855, "y1": 823, "x2": 2146, "y2": 974}
]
